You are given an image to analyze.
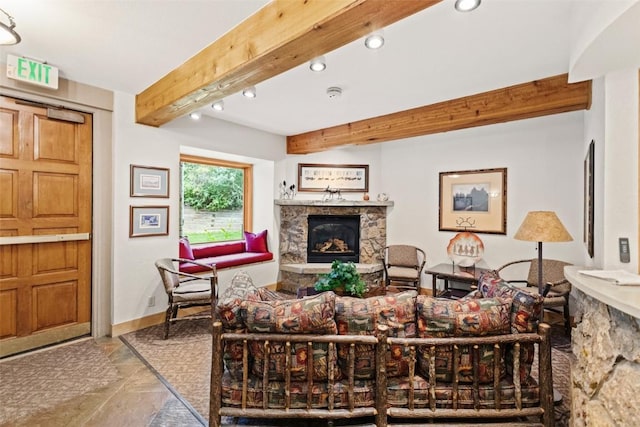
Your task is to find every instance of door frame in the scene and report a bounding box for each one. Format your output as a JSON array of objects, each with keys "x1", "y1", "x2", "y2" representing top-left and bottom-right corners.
[{"x1": 1, "y1": 66, "x2": 114, "y2": 338}]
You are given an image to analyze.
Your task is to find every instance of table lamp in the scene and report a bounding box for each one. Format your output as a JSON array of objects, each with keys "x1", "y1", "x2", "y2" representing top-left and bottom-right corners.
[{"x1": 514, "y1": 211, "x2": 573, "y2": 294}]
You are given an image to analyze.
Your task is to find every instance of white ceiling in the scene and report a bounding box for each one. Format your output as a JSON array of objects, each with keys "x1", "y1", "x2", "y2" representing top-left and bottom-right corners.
[{"x1": 0, "y1": 0, "x2": 594, "y2": 136}]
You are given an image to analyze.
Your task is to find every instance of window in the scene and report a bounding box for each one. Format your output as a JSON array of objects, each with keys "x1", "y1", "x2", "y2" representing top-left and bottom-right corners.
[{"x1": 180, "y1": 154, "x2": 253, "y2": 244}]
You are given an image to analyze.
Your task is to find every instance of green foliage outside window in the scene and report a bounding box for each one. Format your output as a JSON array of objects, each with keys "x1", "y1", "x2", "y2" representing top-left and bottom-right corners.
[{"x1": 182, "y1": 163, "x2": 243, "y2": 211}]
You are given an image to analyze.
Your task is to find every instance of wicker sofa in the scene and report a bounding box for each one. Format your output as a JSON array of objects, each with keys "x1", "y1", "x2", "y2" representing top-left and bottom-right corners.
[{"x1": 209, "y1": 272, "x2": 555, "y2": 427}]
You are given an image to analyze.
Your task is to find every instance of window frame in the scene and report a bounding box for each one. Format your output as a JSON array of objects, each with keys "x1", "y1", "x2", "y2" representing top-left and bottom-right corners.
[{"x1": 179, "y1": 154, "x2": 253, "y2": 243}]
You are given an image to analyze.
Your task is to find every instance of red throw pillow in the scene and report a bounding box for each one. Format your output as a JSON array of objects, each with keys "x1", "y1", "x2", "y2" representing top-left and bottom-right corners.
[
  {"x1": 244, "y1": 230, "x2": 268, "y2": 253},
  {"x1": 179, "y1": 237, "x2": 195, "y2": 260}
]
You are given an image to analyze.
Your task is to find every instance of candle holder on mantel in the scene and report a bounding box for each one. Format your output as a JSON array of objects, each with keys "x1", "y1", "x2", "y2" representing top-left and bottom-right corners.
[{"x1": 279, "y1": 180, "x2": 296, "y2": 200}]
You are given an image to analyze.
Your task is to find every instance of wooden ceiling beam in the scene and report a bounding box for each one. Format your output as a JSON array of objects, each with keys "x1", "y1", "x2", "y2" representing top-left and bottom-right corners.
[
  {"x1": 286, "y1": 74, "x2": 592, "y2": 154},
  {"x1": 135, "y1": 0, "x2": 441, "y2": 127}
]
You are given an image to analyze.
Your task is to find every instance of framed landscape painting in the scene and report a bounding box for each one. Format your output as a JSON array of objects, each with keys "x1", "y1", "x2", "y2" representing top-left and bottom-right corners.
[
  {"x1": 439, "y1": 168, "x2": 507, "y2": 234},
  {"x1": 130, "y1": 164, "x2": 170, "y2": 198},
  {"x1": 129, "y1": 205, "x2": 169, "y2": 237}
]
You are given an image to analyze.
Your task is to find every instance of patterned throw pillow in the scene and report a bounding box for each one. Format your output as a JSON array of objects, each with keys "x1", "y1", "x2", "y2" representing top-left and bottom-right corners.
[
  {"x1": 216, "y1": 271, "x2": 259, "y2": 331},
  {"x1": 415, "y1": 296, "x2": 511, "y2": 383},
  {"x1": 242, "y1": 291, "x2": 337, "y2": 334},
  {"x1": 250, "y1": 340, "x2": 342, "y2": 382},
  {"x1": 335, "y1": 290, "x2": 417, "y2": 379},
  {"x1": 221, "y1": 371, "x2": 375, "y2": 409},
  {"x1": 216, "y1": 271, "x2": 260, "y2": 380},
  {"x1": 476, "y1": 271, "x2": 545, "y2": 382}
]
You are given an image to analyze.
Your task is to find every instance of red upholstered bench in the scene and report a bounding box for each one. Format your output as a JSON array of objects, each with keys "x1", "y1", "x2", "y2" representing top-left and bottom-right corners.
[{"x1": 179, "y1": 230, "x2": 273, "y2": 273}]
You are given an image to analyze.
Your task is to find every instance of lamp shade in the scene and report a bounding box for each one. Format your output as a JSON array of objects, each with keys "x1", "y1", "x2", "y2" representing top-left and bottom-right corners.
[{"x1": 514, "y1": 211, "x2": 573, "y2": 242}]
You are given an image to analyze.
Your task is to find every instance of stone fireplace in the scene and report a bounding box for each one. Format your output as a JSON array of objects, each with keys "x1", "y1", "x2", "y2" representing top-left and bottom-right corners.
[
  {"x1": 307, "y1": 214, "x2": 360, "y2": 263},
  {"x1": 275, "y1": 199, "x2": 392, "y2": 293}
]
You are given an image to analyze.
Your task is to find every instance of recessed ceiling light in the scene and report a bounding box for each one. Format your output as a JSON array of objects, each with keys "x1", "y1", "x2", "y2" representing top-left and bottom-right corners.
[
  {"x1": 242, "y1": 86, "x2": 257, "y2": 98},
  {"x1": 0, "y1": 7, "x2": 21, "y2": 45},
  {"x1": 212, "y1": 100, "x2": 224, "y2": 111},
  {"x1": 309, "y1": 56, "x2": 326, "y2": 72},
  {"x1": 364, "y1": 33, "x2": 384, "y2": 49},
  {"x1": 189, "y1": 111, "x2": 201, "y2": 120},
  {"x1": 455, "y1": 0, "x2": 481, "y2": 12}
]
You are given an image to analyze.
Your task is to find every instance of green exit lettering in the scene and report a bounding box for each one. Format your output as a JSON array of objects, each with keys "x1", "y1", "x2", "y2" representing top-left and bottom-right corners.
[{"x1": 17, "y1": 58, "x2": 53, "y2": 85}]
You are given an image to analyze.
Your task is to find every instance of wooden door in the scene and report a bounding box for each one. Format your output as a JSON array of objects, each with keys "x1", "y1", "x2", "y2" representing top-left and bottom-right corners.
[{"x1": 0, "y1": 96, "x2": 92, "y2": 357}]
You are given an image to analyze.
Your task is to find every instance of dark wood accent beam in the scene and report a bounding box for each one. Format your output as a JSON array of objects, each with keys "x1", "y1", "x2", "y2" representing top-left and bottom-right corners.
[
  {"x1": 286, "y1": 74, "x2": 592, "y2": 154},
  {"x1": 135, "y1": 0, "x2": 441, "y2": 127}
]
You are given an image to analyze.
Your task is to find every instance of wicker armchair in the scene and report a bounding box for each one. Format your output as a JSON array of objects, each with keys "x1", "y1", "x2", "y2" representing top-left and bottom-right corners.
[
  {"x1": 154, "y1": 258, "x2": 217, "y2": 339},
  {"x1": 496, "y1": 258, "x2": 572, "y2": 335},
  {"x1": 381, "y1": 245, "x2": 426, "y2": 291}
]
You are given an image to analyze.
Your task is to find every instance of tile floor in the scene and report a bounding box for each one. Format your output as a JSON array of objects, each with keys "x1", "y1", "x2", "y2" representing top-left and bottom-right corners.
[{"x1": 6, "y1": 337, "x2": 202, "y2": 427}]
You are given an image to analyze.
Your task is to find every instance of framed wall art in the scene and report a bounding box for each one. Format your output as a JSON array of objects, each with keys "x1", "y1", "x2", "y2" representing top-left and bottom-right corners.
[
  {"x1": 130, "y1": 164, "x2": 169, "y2": 198},
  {"x1": 129, "y1": 205, "x2": 169, "y2": 237},
  {"x1": 584, "y1": 140, "x2": 595, "y2": 258},
  {"x1": 439, "y1": 168, "x2": 507, "y2": 235},
  {"x1": 298, "y1": 163, "x2": 369, "y2": 192}
]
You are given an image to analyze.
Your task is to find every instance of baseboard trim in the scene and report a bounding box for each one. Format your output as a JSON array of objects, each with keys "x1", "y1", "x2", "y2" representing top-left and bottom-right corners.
[{"x1": 111, "y1": 283, "x2": 279, "y2": 336}]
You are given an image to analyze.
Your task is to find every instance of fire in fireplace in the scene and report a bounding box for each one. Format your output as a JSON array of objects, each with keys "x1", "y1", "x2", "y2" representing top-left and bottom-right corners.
[{"x1": 307, "y1": 215, "x2": 360, "y2": 263}]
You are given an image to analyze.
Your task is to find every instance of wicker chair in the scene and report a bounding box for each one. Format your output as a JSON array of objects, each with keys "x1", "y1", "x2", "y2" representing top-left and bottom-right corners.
[
  {"x1": 496, "y1": 258, "x2": 572, "y2": 335},
  {"x1": 381, "y1": 245, "x2": 426, "y2": 291},
  {"x1": 154, "y1": 258, "x2": 217, "y2": 339}
]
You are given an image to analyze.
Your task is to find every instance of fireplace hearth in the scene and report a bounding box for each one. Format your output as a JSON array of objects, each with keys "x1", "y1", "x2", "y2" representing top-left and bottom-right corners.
[{"x1": 307, "y1": 215, "x2": 360, "y2": 263}]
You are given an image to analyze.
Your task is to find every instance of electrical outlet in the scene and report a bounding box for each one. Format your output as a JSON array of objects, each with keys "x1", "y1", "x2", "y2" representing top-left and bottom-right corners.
[{"x1": 148, "y1": 296, "x2": 155, "y2": 307}]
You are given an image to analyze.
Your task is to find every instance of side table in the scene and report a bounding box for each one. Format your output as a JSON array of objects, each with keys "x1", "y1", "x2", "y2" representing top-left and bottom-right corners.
[{"x1": 424, "y1": 263, "x2": 493, "y2": 298}]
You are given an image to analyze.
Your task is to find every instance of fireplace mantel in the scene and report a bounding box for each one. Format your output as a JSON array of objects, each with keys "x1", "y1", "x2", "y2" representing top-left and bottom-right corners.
[
  {"x1": 274, "y1": 199, "x2": 393, "y2": 207},
  {"x1": 276, "y1": 199, "x2": 390, "y2": 293}
]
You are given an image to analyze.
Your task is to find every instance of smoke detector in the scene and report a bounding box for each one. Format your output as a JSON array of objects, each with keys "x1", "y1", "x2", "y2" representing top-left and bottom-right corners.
[{"x1": 326, "y1": 86, "x2": 342, "y2": 99}]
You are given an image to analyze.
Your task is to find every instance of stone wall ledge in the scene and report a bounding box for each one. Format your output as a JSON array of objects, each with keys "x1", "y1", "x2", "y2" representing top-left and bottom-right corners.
[
  {"x1": 275, "y1": 199, "x2": 393, "y2": 207},
  {"x1": 280, "y1": 262, "x2": 384, "y2": 275},
  {"x1": 565, "y1": 266, "x2": 640, "y2": 319}
]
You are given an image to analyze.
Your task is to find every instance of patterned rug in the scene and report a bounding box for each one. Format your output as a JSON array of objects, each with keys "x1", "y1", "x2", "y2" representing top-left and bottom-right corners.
[
  {"x1": 122, "y1": 319, "x2": 573, "y2": 425},
  {"x1": 121, "y1": 319, "x2": 212, "y2": 424},
  {"x1": 0, "y1": 338, "x2": 121, "y2": 425}
]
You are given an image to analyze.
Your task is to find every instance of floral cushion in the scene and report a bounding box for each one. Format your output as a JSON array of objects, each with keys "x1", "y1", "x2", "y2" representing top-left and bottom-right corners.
[
  {"x1": 242, "y1": 291, "x2": 337, "y2": 334},
  {"x1": 216, "y1": 271, "x2": 260, "y2": 331},
  {"x1": 476, "y1": 270, "x2": 544, "y2": 381},
  {"x1": 250, "y1": 340, "x2": 342, "y2": 381},
  {"x1": 216, "y1": 271, "x2": 261, "y2": 379},
  {"x1": 221, "y1": 371, "x2": 375, "y2": 409},
  {"x1": 415, "y1": 296, "x2": 511, "y2": 383},
  {"x1": 335, "y1": 290, "x2": 417, "y2": 379}
]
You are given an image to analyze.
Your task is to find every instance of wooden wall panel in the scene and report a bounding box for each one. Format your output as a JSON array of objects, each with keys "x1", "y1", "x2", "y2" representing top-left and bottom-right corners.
[
  {"x1": 0, "y1": 107, "x2": 17, "y2": 158},
  {"x1": 32, "y1": 281, "x2": 77, "y2": 331},
  {"x1": 32, "y1": 173, "x2": 78, "y2": 217},
  {"x1": 0, "y1": 289, "x2": 17, "y2": 338},
  {"x1": 0, "y1": 169, "x2": 18, "y2": 218},
  {"x1": 34, "y1": 116, "x2": 77, "y2": 163},
  {"x1": 32, "y1": 229, "x2": 79, "y2": 274},
  {"x1": 0, "y1": 230, "x2": 18, "y2": 279}
]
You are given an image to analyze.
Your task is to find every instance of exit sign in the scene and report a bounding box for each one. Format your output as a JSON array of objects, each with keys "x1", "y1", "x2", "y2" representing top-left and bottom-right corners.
[{"x1": 6, "y1": 54, "x2": 59, "y2": 90}]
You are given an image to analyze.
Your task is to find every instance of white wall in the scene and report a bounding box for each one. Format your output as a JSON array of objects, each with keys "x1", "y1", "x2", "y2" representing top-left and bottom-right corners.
[
  {"x1": 112, "y1": 92, "x2": 285, "y2": 326},
  {"x1": 275, "y1": 143, "x2": 383, "y2": 202},
  {"x1": 601, "y1": 69, "x2": 639, "y2": 271},
  {"x1": 377, "y1": 112, "x2": 586, "y2": 286}
]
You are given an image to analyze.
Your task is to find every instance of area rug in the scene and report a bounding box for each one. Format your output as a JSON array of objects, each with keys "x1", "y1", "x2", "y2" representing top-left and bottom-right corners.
[
  {"x1": 121, "y1": 319, "x2": 212, "y2": 423},
  {"x1": 0, "y1": 338, "x2": 121, "y2": 425},
  {"x1": 122, "y1": 319, "x2": 573, "y2": 425}
]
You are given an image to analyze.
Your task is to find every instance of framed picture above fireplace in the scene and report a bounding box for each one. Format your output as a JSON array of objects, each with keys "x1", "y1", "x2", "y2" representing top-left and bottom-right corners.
[
  {"x1": 439, "y1": 167, "x2": 507, "y2": 235},
  {"x1": 298, "y1": 163, "x2": 369, "y2": 192}
]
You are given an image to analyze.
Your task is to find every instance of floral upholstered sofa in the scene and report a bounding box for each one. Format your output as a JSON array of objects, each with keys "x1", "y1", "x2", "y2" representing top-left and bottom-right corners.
[{"x1": 209, "y1": 271, "x2": 555, "y2": 427}]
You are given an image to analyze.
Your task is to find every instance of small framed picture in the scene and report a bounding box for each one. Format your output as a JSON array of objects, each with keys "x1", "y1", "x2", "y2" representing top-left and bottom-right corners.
[
  {"x1": 129, "y1": 206, "x2": 169, "y2": 237},
  {"x1": 439, "y1": 168, "x2": 507, "y2": 234},
  {"x1": 130, "y1": 165, "x2": 169, "y2": 198},
  {"x1": 297, "y1": 163, "x2": 369, "y2": 192}
]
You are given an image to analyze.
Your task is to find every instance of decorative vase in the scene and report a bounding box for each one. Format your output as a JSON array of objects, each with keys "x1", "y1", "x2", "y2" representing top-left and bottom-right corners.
[{"x1": 363, "y1": 193, "x2": 370, "y2": 201}]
